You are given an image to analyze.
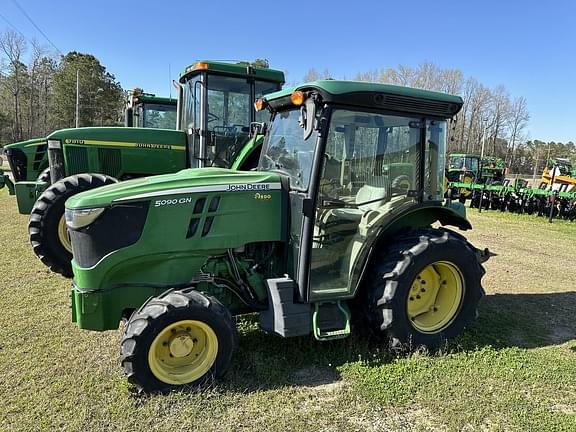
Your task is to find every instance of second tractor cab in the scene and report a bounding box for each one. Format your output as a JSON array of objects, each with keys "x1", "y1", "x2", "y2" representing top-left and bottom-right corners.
[
  {"x1": 446, "y1": 153, "x2": 480, "y2": 183},
  {"x1": 25, "y1": 61, "x2": 285, "y2": 277},
  {"x1": 124, "y1": 90, "x2": 177, "y2": 129},
  {"x1": 65, "y1": 80, "x2": 488, "y2": 392}
]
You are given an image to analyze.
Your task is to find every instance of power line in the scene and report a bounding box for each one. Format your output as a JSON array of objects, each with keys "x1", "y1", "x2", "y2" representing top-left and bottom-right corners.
[
  {"x1": 0, "y1": 11, "x2": 30, "y2": 42},
  {"x1": 12, "y1": 0, "x2": 62, "y2": 55}
]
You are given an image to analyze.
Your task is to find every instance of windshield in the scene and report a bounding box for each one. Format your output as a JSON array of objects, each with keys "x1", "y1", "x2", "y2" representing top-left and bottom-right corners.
[
  {"x1": 449, "y1": 155, "x2": 478, "y2": 172},
  {"x1": 141, "y1": 103, "x2": 177, "y2": 129},
  {"x1": 259, "y1": 109, "x2": 318, "y2": 190},
  {"x1": 182, "y1": 74, "x2": 281, "y2": 167}
]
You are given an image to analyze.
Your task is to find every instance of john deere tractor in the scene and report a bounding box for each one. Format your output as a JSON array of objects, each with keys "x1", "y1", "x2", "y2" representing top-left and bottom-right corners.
[
  {"x1": 65, "y1": 80, "x2": 487, "y2": 392},
  {"x1": 0, "y1": 93, "x2": 177, "y2": 195},
  {"x1": 22, "y1": 61, "x2": 284, "y2": 277}
]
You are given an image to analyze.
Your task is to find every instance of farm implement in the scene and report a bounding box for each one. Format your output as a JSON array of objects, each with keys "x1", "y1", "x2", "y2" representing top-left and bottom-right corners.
[{"x1": 448, "y1": 178, "x2": 576, "y2": 221}]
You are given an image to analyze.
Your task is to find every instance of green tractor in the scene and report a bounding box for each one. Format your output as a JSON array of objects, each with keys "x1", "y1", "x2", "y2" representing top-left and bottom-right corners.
[
  {"x1": 479, "y1": 156, "x2": 505, "y2": 184},
  {"x1": 65, "y1": 80, "x2": 488, "y2": 392},
  {"x1": 21, "y1": 61, "x2": 284, "y2": 277},
  {"x1": 0, "y1": 92, "x2": 177, "y2": 194},
  {"x1": 445, "y1": 153, "x2": 480, "y2": 184}
]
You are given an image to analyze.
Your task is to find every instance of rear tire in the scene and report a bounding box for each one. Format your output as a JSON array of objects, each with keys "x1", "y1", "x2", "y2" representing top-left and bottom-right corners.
[
  {"x1": 364, "y1": 228, "x2": 485, "y2": 348},
  {"x1": 28, "y1": 173, "x2": 117, "y2": 277},
  {"x1": 120, "y1": 289, "x2": 237, "y2": 392}
]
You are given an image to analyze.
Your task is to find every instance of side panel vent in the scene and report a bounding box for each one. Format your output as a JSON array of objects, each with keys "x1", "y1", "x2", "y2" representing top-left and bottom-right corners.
[
  {"x1": 374, "y1": 94, "x2": 459, "y2": 116},
  {"x1": 33, "y1": 143, "x2": 48, "y2": 171},
  {"x1": 66, "y1": 147, "x2": 89, "y2": 175},
  {"x1": 98, "y1": 148, "x2": 122, "y2": 177}
]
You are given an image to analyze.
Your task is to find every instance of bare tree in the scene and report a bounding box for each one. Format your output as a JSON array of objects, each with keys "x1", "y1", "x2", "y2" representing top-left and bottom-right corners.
[
  {"x1": 506, "y1": 96, "x2": 530, "y2": 169},
  {"x1": 0, "y1": 31, "x2": 28, "y2": 141}
]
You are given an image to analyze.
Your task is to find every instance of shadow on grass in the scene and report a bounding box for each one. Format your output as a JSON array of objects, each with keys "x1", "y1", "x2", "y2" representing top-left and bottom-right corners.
[
  {"x1": 137, "y1": 291, "x2": 576, "y2": 397},
  {"x1": 457, "y1": 291, "x2": 576, "y2": 350}
]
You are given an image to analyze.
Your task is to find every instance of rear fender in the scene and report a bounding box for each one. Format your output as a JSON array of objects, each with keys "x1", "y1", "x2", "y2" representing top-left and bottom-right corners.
[{"x1": 348, "y1": 203, "x2": 472, "y2": 298}]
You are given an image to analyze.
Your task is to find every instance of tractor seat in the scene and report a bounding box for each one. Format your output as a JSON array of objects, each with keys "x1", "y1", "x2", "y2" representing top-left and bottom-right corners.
[{"x1": 331, "y1": 180, "x2": 388, "y2": 221}]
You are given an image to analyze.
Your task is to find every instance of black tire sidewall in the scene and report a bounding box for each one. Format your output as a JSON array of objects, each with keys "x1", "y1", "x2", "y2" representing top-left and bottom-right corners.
[
  {"x1": 29, "y1": 174, "x2": 117, "y2": 277},
  {"x1": 127, "y1": 301, "x2": 236, "y2": 392}
]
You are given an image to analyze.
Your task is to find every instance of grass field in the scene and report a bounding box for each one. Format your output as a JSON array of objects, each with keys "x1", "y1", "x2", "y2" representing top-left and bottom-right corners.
[{"x1": 0, "y1": 189, "x2": 574, "y2": 431}]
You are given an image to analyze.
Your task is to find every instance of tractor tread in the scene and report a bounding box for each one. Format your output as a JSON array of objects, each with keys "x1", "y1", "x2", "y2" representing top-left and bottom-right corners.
[
  {"x1": 28, "y1": 173, "x2": 117, "y2": 278},
  {"x1": 120, "y1": 289, "x2": 237, "y2": 392},
  {"x1": 364, "y1": 227, "x2": 485, "y2": 348}
]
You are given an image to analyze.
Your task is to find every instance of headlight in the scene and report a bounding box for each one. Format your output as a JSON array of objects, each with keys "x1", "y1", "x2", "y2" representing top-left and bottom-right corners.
[
  {"x1": 47, "y1": 139, "x2": 61, "y2": 149},
  {"x1": 65, "y1": 207, "x2": 105, "y2": 229}
]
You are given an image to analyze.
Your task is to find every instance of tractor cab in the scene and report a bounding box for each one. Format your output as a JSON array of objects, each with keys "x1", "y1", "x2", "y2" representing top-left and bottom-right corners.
[
  {"x1": 446, "y1": 153, "x2": 480, "y2": 183},
  {"x1": 257, "y1": 82, "x2": 462, "y2": 302},
  {"x1": 125, "y1": 90, "x2": 177, "y2": 129},
  {"x1": 178, "y1": 61, "x2": 284, "y2": 169}
]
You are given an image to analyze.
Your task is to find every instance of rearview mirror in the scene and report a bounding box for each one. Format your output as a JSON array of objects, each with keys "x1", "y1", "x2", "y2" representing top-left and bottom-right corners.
[{"x1": 298, "y1": 98, "x2": 317, "y2": 141}]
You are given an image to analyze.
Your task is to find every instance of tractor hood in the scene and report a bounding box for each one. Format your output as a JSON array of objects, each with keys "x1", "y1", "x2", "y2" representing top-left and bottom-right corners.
[
  {"x1": 48, "y1": 127, "x2": 185, "y2": 146},
  {"x1": 66, "y1": 168, "x2": 283, "y2": 209}
]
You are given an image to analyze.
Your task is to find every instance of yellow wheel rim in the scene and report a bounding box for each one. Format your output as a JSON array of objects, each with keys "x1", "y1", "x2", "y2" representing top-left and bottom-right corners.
[
  {"x1": 148, "y1": 320, "x2": 218, "y2": 385},
  {"x1": 58, "y1": 215, "x2": 72, "y2": 253},
  {"x1": 407, "y1": 261, "x2": 464, "y2": 333}
]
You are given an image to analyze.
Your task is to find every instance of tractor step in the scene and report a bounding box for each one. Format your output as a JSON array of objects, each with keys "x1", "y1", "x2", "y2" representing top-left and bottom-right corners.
[
  {"x1": 313, "y1": 301, "x2": 350, "y2": 341},
  {"x1": 259, "y1": 277, "x2": 311, "y2": 337}
]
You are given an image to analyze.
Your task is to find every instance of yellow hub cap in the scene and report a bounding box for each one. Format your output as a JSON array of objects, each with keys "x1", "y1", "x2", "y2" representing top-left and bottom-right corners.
[
  {"x1": 57, "y1": 215, "x2": 72, "y2": 253},
  {"x1": 148, "y1": 320, "x2": 218, "y2": 385},
  {"x1": 407, "y1": 261, "x2": 464, "y2": 333}
]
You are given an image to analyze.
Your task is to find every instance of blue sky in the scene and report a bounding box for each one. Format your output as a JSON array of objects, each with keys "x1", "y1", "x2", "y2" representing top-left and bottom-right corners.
[{"x1": 1, "y1": 0, "x2": 575, "y2": 142}]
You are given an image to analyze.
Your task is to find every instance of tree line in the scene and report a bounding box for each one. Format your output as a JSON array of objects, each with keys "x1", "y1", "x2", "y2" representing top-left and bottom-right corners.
[
  {"x1": 0, "y1": 30, "x2": 123, "y2": 145},
  {"x1": 303, "y1": 64, "x2": 575, "y2": 175},
  {"x1": 1, "y1": 31, "x2": 574, "y2": 176}
]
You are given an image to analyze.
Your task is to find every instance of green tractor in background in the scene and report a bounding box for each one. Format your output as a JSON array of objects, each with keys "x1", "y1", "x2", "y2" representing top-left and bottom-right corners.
[
  {"x1": 0, "y1": 92, "x2": 177, "y2": 194},
  {"x1": 479, "y1": 156, "x2": 505, "y2": 184},
  {"x1": 22, "y1": 61, "x2": 284, "y2": 277},
  {"x1": 445, "y1": 153, "x2": 480, "y2": 184},
  {"x1": 445, "y1": 153, "x2": 506, "y2": 201},
  {"x1": 65, "y1": 80, "x2": 488, "y2": 392},
  {"x1": 124, "y1": 89, "x2": 177, "y2": 129}
]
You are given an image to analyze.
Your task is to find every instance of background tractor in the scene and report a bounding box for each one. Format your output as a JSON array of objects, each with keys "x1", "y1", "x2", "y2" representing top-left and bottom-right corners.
[
  {"x1": 0, "y1": 92, "x2": 177, "y2": 194},
  {"x1": 65, "y1": 80, "x2": 488, "y2": 392},
  {"x1": 22, "y1": 61, "x2": 285, "y2": 277}
]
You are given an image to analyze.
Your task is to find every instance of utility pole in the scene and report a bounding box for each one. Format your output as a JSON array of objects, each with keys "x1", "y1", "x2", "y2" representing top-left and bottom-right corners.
[
  {"x1": 480, "y1": 118, "x2": 488, "y2": 158},
  {"x1": 75, "y1": 69, "x2": 80, "y2": 128}
]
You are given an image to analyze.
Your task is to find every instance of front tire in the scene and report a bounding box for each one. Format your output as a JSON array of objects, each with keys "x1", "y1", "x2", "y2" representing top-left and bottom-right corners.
[
  {"x1": 120, "y1": 289, "x2": 238, "y2": 392},
  {"x1": 28, "y1": 173, "x2": 117, "y2": 277},
  {"x1": 364, "y1": 228, "x2": 485, "y2": 348}
]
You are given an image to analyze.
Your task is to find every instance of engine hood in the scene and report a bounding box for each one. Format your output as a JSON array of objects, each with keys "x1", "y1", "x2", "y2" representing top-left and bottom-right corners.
[
  {"x1": 66, "y1": 168, "x2": 283, "y2": 209},
  {"x1": 48, "y1": 127, "x2": 185, "y2": 146}
]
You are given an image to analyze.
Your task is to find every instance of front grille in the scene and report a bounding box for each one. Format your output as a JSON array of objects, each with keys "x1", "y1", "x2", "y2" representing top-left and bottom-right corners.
[
  {"x1": 32, "y1": 143, "x2": 48, "y2": 171},
  {"x1": 69, "y1": 202, "x2": 149, "y2": 268},
  {"x1": 98, "y1": 148, "x2": 121, "y2": 177},
  {"x1": 5, "y1": 148, "x2": 27, "y2": 182},
  {"x1": 66, "y1": 146, "x2": 89, "y2": 175}
]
